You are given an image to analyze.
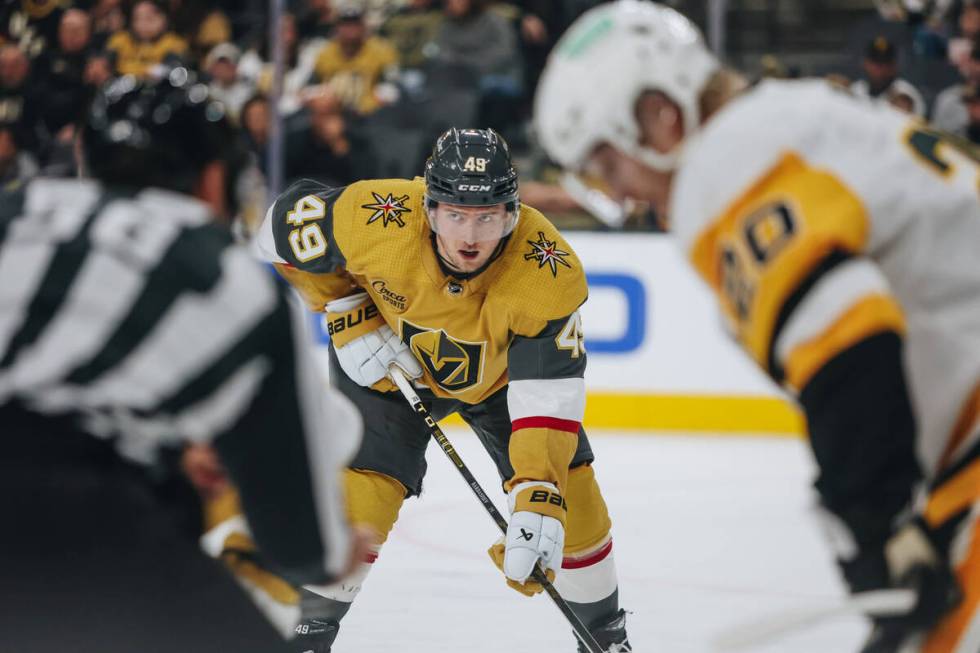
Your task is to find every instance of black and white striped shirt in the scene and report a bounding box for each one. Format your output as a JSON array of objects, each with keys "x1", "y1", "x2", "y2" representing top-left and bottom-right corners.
[{"x1": 0, "y1": 178, "x2": 356, "y2": 586}]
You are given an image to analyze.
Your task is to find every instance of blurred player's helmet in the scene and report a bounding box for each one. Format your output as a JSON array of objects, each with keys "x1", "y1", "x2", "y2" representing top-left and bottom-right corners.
[
  {"x1": 423, "y1": 127, "x2": 520, "y2": 243},
  {"x1": 534, "y1": 0, "x2": 718, "y2": 172},
  {"x1": 83, "y1": 68, "x2": 242, "y2": 201}
]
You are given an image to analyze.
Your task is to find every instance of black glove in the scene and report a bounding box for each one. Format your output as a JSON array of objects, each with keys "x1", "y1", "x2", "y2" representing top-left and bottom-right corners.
[{"x1": 857, "y1": 518, "x2": 961, "y2": 653}]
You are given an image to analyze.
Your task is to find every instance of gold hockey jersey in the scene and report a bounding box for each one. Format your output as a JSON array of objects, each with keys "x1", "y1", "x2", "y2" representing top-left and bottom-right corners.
[
  {"x1": 672, "y1": 79, "x2": 980, "y2": 477},
  {"x1": 256, "y1": 177, "x2": 590, "y2": 491},
  {"x1": 106, "y1": 31, "x2": 188, "y2": 78},
  {"x1": 313, "y1": 37, "x2": 398, "y2": 114}
]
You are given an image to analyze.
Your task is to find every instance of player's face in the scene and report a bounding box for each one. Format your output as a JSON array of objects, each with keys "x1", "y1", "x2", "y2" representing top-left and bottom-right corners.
[
  {"x1": 577, "y1": 90, "x2": 682, "y2": 221},
  {"x1": 431, "y1": 202, "x2": 508, "y2": 272},
  {"x1": 585, "y1": 143, "x2": 674, "y2": 220}
]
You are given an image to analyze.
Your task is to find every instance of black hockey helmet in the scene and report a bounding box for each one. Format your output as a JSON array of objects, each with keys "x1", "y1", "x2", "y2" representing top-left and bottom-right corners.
[
  {"x1": 83, "y1": 68, "x2": 241, "y2": 201},
  {"x1": 424, "y1": 127, "x2": 519, "y2": 209}
]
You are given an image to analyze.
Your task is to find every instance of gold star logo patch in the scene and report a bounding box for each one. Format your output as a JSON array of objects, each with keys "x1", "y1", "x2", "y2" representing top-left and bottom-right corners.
[
  {"x1": 363, "y1": 192, "x2": 411, "y2": 228},
  {"x1": 524, "y1": 231, "x2": 572, "y2": 277}
]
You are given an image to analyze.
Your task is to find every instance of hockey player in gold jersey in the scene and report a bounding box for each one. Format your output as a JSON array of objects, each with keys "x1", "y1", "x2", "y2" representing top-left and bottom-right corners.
[
  {"x1": 252, "y1": 128, "x2": 631, "y2": 652},
  {"x1": 535, "y1": 2, "x2": 979, "y2": 652}
]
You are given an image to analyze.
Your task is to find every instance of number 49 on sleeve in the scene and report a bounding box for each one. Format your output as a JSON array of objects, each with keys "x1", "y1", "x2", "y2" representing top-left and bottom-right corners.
[{"x1": 286, "y1": 195, "x2": 327, "y2": 262}]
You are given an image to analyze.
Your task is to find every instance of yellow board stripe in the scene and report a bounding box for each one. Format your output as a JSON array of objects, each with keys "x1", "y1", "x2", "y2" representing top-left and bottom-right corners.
[{"x1": 440, "y1": 393, "x2": 805, "y2": 437}]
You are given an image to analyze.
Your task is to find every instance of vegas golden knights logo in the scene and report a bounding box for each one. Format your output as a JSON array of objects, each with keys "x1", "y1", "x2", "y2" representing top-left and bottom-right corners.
[{"x1": 401, "y1": 320, "x2": 485, "y2": 392}]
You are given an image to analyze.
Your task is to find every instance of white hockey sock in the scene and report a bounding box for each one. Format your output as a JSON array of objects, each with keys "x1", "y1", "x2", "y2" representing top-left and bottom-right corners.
[
  {"x1": 304, "y1": 557, "x2": 374, "y2": 603},
  {"x1": 555, "y1": 538, "x2": 619, "y2": 604}
]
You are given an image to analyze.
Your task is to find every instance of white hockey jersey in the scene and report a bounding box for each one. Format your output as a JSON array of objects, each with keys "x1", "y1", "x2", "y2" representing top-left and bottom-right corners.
[{"x1": 671, "y1": 79, "x2": 980, "y2": 475}]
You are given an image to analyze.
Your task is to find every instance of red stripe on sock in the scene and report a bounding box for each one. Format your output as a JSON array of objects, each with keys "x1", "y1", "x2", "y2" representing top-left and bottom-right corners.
[
  {"x1": 511, "y1": 416, "x2": 581, "y2": 434},
  {"x1": 562, "y1": 539, "x2": 613, "y2": 570}
]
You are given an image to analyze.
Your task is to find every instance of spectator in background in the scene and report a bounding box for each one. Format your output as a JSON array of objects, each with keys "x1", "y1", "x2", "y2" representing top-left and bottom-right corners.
[
  {"x1": 37, "y1": 9, "x2": 93, "y2": 136},
  {"x1": 962, "y1": 81, "x2": 980, "y2": 143},
  {"x1": 432, "y1": 0, "x2": 523, "y2": 136},
  {"x1": 433, "y1": 0, "x2": 520, "y2": 82},
  {"x1": 851, "y1": 35, "x2": 926, "y2": 115},
  {"x1": 331, "y1": 0, "x2": 397, "y2": 32},
  {"x1": 949, "y1": 0, "x2": 980, "y2": 72},
  {"x1": 284, "y1": 86, "x2": 374, "y2": 185},
  {"x1": 166, "y1": 0, "x2": 233, "y2": 63},
  {"x1": 204, "y1": 43, "x2": 253, "y2": 122},
  {"x1": 106, "y1": 0, "x2": 187, "y2": 78},
  {"x1": 0, "y1": 0, "x2": 65, "y2": 59},
  {"x1": 0, "y1": 120, "x2": 37, "y2": 191},
  {"x1": 238, "y1": 12, "x2": 324, "y2": 115},
  {"x1": 313, "y1": 4, "x2": 399, "y2": 114},
  {"x1": 83, "y1": 49, "x2": 114, "y2": 88},
  {"x1": 240, "y1": 93, "x2": 270, "y2": 171},
  {"x1": 34, "y1": 8, "x2": 95, "y2": 177},
  {"x1": 90, "y1": 0, "x2": 126, "y2": 48},
  {"x1": 933, "y1": 38, "x2": 980, "y2": 134},
  {"x1": 298, "y1": 0, "x2": 336, "y2": 41},
  {"x1": 511, "y1": 1, "x2": 566, "y2": 116},
  {"x1": 380, "y1": 0, "x2": 442, "y2": 71},
  {"x1": 0, "y1": 44, "x2": 41, "y2": 155}
]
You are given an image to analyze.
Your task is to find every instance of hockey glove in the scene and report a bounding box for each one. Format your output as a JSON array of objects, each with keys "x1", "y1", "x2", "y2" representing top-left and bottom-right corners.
[
  {"x1": 325, "y1": 292, "x2": 422, "y2": 390},
  {"x1": 859, "y1": 517, "x2": 961, "y2": 653},
  {"x1": 488, "y1": 481, "x2": 566, "y2": 597}
]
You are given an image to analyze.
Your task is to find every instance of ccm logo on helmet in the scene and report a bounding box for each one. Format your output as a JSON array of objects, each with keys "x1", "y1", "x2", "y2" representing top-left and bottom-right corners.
[{"x1": 458, "y1": 184, "x2": 492, "y2": 192}]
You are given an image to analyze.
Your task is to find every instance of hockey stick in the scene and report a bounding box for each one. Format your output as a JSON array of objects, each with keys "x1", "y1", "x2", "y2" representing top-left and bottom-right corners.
[
  {"x1": 713, "y1": 588, "x2": 916, "y2": 651},
  {"x1": 388, "y1": 367, "x2": 605, "y2": 653}
]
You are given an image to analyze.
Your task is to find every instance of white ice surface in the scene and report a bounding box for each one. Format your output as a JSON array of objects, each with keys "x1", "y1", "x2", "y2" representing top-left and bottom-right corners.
[{"x1": 336, "y1": 429, "x2": 870, "y2": 652}]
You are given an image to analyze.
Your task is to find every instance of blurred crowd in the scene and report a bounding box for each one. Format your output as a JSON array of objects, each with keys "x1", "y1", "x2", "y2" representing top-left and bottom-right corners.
[
  {"x1": 760, "y1": 0, "x2": 980, "y2": 146},
  {"x1": 0, "y1": 0, "x2": 610, "y2": 225},
  {"x1": 9, "y1": 0, "x2": 980, "y2": 235}
]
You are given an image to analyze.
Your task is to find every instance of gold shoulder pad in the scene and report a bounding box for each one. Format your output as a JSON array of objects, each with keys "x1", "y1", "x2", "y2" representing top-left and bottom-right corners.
[
  {"x1": 332, "y1": 178, "x2": 428, "y2": 276},
  {"x1": 494, "y1": 205, "x2": 588, "y2": 335}
]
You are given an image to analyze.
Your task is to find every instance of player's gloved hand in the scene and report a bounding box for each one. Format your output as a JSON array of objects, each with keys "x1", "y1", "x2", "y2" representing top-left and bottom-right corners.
[
  {"x1": 324, "y1": 291, "x2": 422, "y2": 390},
  {"x1": 859, "y1": 517, "x2": 961, "y2": 653},
  {"x1": 487, "y1": 481, "x2": 566, "y2": 597}
]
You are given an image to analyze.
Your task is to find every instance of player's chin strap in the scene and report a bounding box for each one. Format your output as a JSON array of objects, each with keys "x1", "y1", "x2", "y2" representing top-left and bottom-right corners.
[
  {"x1": 386, "y1": 365, "x2": 605, "y2": 653},
  {"x1": 713, "y1": 588, "x2": 916, "y2": 651}
]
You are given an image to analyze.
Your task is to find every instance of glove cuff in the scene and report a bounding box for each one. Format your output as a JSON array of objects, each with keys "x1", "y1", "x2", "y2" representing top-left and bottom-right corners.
[
  {"x1": 886, "y1": 520, "x2": 941, "y2": 582},
  {"x1": 325, "y1": 297, "x2": 386, "y2": 347},
  {"x1": 510, "y1": 481, "x2": 567, "y2": 526}
]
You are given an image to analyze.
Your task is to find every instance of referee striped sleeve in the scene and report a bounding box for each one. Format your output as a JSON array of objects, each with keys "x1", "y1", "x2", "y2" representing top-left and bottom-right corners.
[{"x1": 0, "y1": 180, "x2": 358, "y2": 585}]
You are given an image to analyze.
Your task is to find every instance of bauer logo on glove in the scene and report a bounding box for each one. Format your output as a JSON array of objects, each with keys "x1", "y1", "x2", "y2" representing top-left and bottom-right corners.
[
  {"x1": 528, "y1": 488, "x2": 568, "y2": 511},
  {"x1": 324, "y1": 291, "x2": 424, "y2": 390},
  {"x1": 488, "y1": 481, "x2": 567, "y2": 597},
  {"x1": 326, "y1": 303, "x2": 381, "y2": 339}
]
